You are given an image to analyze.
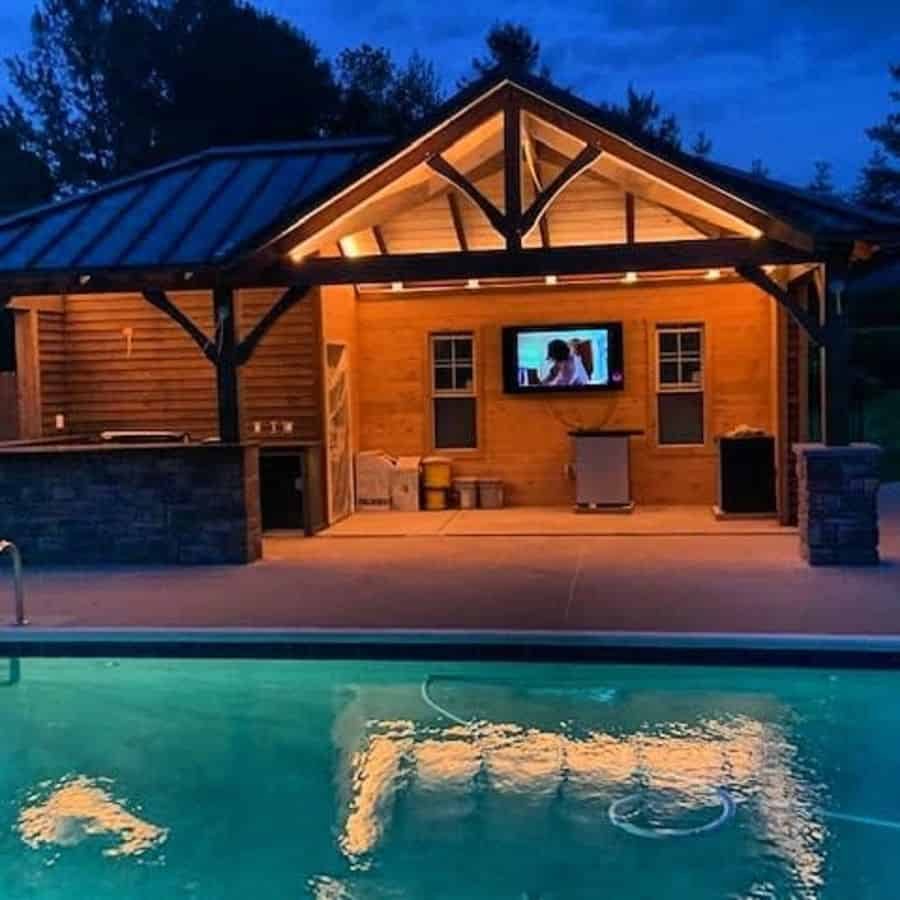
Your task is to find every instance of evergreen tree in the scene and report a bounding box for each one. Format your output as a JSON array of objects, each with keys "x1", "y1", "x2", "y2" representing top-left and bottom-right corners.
[
  {"x1": 3, "y1": 0, "x2": 338, "y2": 189},
  {"x1": 855, "y1": 149, "x2": 899, "y2": 213},
  {"x1": 0, "y1": 118, "x2": 55, "y2": 214},
  {"x1": 335, "y1": 46, "x2": 442, "y2": 136},
  {"x1": 854, "y1": 65, "x2": 900, "y2": 213},
  {"x1": 467, "y1": 22, "x2": 548, "y2": 82},
  {"x1": 808, "y1": 160, "x2": 835, "y2": 196},
  {"x1": 691, "y1": 130, "x2": 713, "y2": 158},
  {"x1": 597, "y1": 86, "x2": 683, "y2": 151}
]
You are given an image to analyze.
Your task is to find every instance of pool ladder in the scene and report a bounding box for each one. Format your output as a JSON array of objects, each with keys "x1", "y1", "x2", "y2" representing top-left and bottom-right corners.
[{"x1": 0, "y1": 540, "x2": 25, "y2": 626}]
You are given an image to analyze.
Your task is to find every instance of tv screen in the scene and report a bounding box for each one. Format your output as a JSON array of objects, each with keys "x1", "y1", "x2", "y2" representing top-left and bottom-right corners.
[{"x1": 502, "y1": 322, "x2": 624, "y2": 394}]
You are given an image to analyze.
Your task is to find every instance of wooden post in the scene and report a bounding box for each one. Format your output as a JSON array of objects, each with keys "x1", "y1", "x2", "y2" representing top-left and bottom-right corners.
[
  {"x1": 820, "y1": 258, "x2": 852, "y2": 447},
  {"x1": 503, "y1": 99, "x2": 522, "y2": 251},
  {"x1": 213, "y1": 286, "x2": 240, "y2": 443}
]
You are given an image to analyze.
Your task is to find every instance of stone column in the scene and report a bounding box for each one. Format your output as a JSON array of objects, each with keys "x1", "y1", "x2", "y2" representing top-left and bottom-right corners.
[{"x1": 794, "y1": 443, "x2": 882, "y2": 565}]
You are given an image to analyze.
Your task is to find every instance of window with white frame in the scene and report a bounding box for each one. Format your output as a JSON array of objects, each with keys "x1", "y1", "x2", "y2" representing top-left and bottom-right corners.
[
  {"x1": 656, "y1": 325, "x2": 704, "y2": 445},
  {"x1": 431, "y1": 333, "x2": 477, "y2": 450}
]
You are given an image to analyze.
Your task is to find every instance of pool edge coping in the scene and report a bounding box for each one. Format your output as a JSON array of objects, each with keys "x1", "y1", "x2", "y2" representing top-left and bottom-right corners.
[{"x1": 2, "y1": 628, "x2": 900, "y2": 667}]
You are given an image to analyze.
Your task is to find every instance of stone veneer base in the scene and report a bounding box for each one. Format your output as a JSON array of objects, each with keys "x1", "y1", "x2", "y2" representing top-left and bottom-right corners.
[
  {"x1": 794, "y1": 443, "x2": 882, "y2": 566},
  {"x1": 0, "y1": 442, "x2": 262, "y2": 565}
]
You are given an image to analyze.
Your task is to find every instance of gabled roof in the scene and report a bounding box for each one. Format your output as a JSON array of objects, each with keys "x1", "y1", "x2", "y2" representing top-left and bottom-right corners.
[
  {"x1": 0, "y1": 70, "x2": 898, "y2": 283},
  {"x1": 0, "y1": 138, "x2": 386, "y2": 275}
]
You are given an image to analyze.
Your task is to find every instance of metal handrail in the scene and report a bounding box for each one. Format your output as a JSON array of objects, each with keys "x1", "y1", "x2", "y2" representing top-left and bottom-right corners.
[{"x1": 0, "y1": 540, "x2": 25, "y2": 626}]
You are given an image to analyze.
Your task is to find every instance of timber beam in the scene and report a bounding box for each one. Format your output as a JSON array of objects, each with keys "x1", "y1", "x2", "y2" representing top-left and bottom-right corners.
[
  {"x1": 735, "y1": 265, "x2": 827, "y2": 346},
  {"x1": 271, "y1": 238, "x2": 816, "y2": 286}
]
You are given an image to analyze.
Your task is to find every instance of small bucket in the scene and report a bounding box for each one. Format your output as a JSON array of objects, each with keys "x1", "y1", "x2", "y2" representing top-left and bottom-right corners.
[
  {"x1": 453, "y1": 477, "x2": 479, "y2": 509},
  {"x1": 422, "y1": 456, "x2": 452, "y2": 489},
  {"x1": 478, "y1": 478, "x2": 504, "y2": 509},
  {"x1": 424, "y1": 487, "x2": 449, "y2": 511}
]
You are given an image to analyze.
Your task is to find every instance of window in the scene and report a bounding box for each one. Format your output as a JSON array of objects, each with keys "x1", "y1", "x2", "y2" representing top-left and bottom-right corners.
[
  {"x1": 656, "y1": 325, "x2": 704, "y2": 445},
  {"x1": 431, "y1": 333, "x2": 477, "y2": 450}
]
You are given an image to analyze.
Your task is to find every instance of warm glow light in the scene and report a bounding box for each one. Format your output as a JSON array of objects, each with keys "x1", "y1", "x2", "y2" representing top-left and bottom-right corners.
[
  {"x1": 750, "y1": 227, "x2": 764, "y2": 239},
  {"x1": 705, "y1": 268, "x2": 721, "y2": 280},
  {"x1": 545, "y1": 275, "x2": 558, "y2": 285},
  {"x1": 391, "y1": 282, "x2": 403, "y2": 292},
  {"x1": 339, "y1": 236, "x2": 359, "y2": 258},
  {"x1": 466, "y1": 278, "x2": 480, "y2": 289},
  {"x1": 623, "y1": 271, "x2": 638, "y2": 284},
  {"x1": 764, "y1": 265, "x2": 776, "y2": 274}
]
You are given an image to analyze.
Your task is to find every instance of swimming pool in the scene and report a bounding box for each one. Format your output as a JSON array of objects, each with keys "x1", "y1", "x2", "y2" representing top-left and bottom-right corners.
[{"x1": 1, "y1": 648, "x2": 898, "y2": 898}]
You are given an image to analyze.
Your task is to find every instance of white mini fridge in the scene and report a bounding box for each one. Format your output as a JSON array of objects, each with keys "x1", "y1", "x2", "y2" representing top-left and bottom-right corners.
[{"x1": 570, "y1": 430, "x2": 642, "y2": 511}]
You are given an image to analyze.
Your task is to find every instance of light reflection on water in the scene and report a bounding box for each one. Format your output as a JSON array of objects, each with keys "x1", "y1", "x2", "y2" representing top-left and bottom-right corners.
[
  {"x1": 18, "y1": 775, "x2": 168, "y2": 861},
  {"x1": 334, "y1": 681, "x2": 829, "y2": 897}
]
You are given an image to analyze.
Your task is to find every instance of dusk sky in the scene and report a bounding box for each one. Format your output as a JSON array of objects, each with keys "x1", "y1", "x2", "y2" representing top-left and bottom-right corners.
[{"x1": 1, "y1": 0, "x2": 897, "y2": 191}]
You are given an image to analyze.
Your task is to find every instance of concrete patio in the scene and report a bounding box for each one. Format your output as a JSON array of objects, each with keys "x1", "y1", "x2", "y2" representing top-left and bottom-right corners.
[
  {"x1": 319, "y1": 505, "x2": 790, "y2": 537},
  {"x1": 0, "y1": 485, "x2": 896, "y2": 636}
]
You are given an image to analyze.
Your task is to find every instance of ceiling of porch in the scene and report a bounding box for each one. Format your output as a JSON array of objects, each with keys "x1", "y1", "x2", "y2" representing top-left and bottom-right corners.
[{"x1": 291, "y1": 107, "x2": 758, "y2": 271}]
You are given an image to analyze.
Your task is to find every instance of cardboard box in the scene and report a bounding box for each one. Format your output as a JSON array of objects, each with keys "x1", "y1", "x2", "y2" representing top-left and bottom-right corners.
[
  {"x1": 391, "y1": 456, "x2": 421, "y2": 512},
  {"x1": 356, "y1": 450, "x2": 395, "y2": 511}
]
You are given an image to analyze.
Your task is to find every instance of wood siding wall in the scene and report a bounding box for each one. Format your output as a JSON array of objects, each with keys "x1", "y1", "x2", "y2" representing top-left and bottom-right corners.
[
  {"x1": 61, "y1": 292, "x2": 218, "y2": 437},
  {"x1": 355, "y1": 281, "x2": 777, "y2": 506},
  {"x1": 237, "y1": 287, "x2": 322, "y2": 442},
  {"x1": 29, "y1": 289, "x2": 324, "y2": 443}
]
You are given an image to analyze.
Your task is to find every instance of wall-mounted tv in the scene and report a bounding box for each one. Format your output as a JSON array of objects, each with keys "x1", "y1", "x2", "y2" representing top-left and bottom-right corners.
[{"x1": 502, "y1": 322, "x2": 624, "y2": 394}]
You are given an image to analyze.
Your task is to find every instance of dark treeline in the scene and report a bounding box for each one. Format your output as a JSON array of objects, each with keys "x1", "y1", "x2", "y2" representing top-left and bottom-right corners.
[{"x1": 0, "y1": 3, "x2": 898, "y2": 218}]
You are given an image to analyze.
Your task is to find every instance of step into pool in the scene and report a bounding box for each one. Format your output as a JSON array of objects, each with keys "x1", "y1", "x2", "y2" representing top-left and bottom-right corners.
[{"x1": 0, "y1": 655, "x2": 897, "y2": 898}]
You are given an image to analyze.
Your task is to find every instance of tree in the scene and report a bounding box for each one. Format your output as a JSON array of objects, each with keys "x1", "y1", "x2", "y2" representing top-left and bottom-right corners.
[
  {"x1": 334, "y1": 45, "x2": 442, "y2": 136},
  {"x1": 3, "y1": 0, "x2": 339, "y2": 189},
  {"x1": 855, "y1": 149, "x2": 899, "y2": 213},
  {"x1": 4, "y1": 0, "x2": 164, "y2": 188},
  {"x1": 808, "y1": 160, "x2": 835, "y2": 196},
  {"x1": 751, "y1": 159, "x2": 770, "y2": 179},
  {"x1": 855, "y1": 64, "x2": 900, "y2": 213},
  {"x1": 597, "y1": 85, "x2": 684, "y2": 151},
  {"x1": 467, "y1": 21, "x2": 549, "y2": 82},
  {"x1": 692, "y1": 130, "x2": 713, "y2": 158},
  {"x1": 0, "y1": 119, "x2": 55, "y2": 214}
]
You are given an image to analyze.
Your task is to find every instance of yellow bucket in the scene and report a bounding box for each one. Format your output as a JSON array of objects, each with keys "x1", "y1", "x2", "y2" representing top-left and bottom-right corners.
[
  {"x1": 422, "y1": 456, "x2": 452, "y2": 489},
  {"x1": 424, "y1": 487, "x2": 448, "y2": 511}
]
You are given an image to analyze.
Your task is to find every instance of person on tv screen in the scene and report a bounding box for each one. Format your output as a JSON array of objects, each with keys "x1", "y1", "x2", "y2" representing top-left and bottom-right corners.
[{"x1": 542, "y1": 338, "x2": 590, "y2": 386}]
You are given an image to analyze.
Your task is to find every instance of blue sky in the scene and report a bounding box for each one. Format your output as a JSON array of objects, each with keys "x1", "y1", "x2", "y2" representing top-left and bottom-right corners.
[{"x1": 1, "y1": 0, "x2": 897, "y2": 191}]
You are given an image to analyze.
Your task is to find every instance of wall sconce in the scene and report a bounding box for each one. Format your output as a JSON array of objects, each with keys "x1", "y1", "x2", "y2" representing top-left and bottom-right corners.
[{"x1": 122, "y1": 326, "x2": 134, "y2": 358}]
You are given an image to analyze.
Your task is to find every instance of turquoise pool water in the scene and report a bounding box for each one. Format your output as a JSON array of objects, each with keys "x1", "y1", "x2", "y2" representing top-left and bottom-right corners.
[{"x1": 1, "y1": 656, "x2": 898, "y2": 898}]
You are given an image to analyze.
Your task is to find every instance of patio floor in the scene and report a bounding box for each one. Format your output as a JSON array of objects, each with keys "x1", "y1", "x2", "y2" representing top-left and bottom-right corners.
[
  {"x1": 2, "y1": 486, "x2": 898, "y2": 637},
  {"x1": 319, "y1": 505, "x2": 790, "y2": 537}
]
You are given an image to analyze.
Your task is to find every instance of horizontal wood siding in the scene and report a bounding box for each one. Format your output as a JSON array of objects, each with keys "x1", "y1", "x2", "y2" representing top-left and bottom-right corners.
[
  {"x1": 237, "y1": 287, "x2": 323, "y2": 442},
  {"x1": 356, "y1": 280, "x2": 775, "y2": 506},
  {"x1": 62, "y1": 291, "x2": 218, "y2": 437},
  {"x1": 38, "y1": 309, "x2": 66, "y2": 435}
]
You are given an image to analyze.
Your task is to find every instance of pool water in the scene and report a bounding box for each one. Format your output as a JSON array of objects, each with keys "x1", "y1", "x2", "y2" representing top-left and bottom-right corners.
[{"x1": 1, "y1": 656, "x2": 898, "y2": 899}]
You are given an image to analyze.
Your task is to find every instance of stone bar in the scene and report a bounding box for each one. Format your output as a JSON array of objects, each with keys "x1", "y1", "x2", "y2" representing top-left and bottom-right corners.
[
  {"x1": 794, "y1": 443, "x2": 882, "y2": 566},
  {"x1": 0, "y1": 442, "x2": 262, "y2": 565}
]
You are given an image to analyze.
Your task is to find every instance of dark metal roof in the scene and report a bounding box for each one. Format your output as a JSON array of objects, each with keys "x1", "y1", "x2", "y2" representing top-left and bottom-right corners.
[
  {"x1": 2, "y1": 72, "x2": 899, "y2": 286},
  {"x1": 0, "y1": 138, "x2": 387, "y2": 274}
]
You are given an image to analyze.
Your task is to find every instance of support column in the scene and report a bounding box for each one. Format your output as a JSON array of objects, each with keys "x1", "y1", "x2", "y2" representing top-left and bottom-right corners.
[
  {"x1": 820, "y1": 259, "x2": 852, "y2": 446},
  {"x1": 213, "y1": 286, "x2": 240, "y2": 443}
]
